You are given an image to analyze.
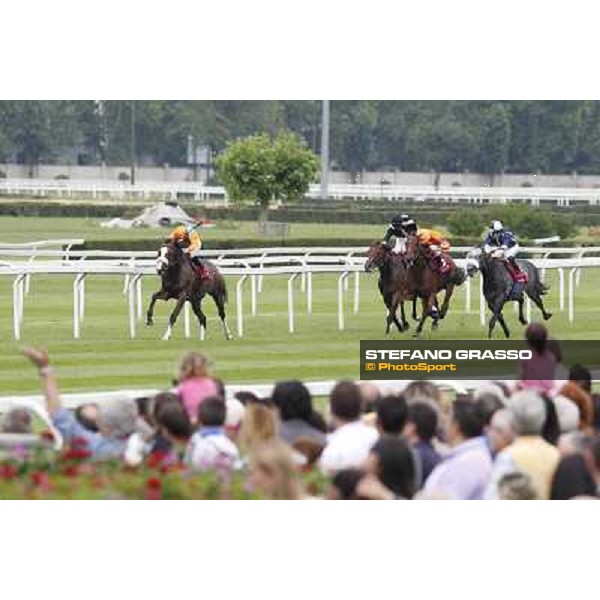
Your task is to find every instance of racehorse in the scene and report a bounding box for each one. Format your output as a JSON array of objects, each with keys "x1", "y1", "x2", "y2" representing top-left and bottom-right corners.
[
  {"x1": 146, "y1": 240, "x2": 233, "y2": 341},
  {"x1": 365, "y1": 242, "x2": 414, "y2": 335},
  {"x1": 403, "y1": 236, "x2": 466, "y2": 336},
  {"x1": 465, "y1": 246, "x2": 552, "y2": 339}
]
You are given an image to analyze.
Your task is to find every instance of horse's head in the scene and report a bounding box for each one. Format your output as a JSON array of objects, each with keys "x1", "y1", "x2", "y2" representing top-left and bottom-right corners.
[
  {"x1": 156, "y1": 240, "x2": 183, "y2": 275},
  {"x1": 403, "y1": 234, "x2": 421, "y2": 265},
  {"x1": 365, "y1": 242, "x2": 391, "y2": 272},
  {"x1": 465, "y1": 246, "x2": 483, "y2": 278}
]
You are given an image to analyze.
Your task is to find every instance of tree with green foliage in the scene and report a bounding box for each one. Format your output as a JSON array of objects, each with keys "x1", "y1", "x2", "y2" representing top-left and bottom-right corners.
[
  {"x1": 330, "y1": 101, "x2": 378, "y2": 177},
  {"x1": 478, "y1": 103, "x2": 510, "y2": 185},
  {"x1": 216, "y1": 131, "x2": 319, "y2": 222}
]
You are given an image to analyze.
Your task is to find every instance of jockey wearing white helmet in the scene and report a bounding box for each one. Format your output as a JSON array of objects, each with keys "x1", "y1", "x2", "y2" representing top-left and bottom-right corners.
[
  {"x1": 484, "y1": 220, "x2": 520, "y2": 260},
  {"x1": 483, "y1": 219, "x2": 527, "y2": 284}
]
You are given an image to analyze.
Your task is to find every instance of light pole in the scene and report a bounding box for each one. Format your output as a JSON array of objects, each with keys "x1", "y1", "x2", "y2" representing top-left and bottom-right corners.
[
  {"x1": 130, "y1": 100, "x2": 136, "y2": 185},
  {"x1": 320, "y1": 100, "x2": 330, "y2": 200}
]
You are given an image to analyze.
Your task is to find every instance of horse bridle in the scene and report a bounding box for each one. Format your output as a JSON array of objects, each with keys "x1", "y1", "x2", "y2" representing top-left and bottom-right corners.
[{"x1": 156, "y1": 245, "x2": 170, "y2": 273}]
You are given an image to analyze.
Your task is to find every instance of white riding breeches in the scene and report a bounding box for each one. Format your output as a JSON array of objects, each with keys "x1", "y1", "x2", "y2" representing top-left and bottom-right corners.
[{"x1": 392, "y1": 237, "x2": 406, "y2": 254}]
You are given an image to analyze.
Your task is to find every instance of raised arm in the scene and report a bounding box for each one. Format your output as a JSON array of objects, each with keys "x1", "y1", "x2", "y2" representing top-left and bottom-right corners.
[{"x1": 22, "y1": 347, "x2": 61, "y2": 416}]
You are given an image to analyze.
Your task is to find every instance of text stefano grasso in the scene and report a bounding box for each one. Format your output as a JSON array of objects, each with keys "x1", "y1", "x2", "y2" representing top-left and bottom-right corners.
[{"x1": 364, "y1": 349, "x2": 533, "y2": 361}]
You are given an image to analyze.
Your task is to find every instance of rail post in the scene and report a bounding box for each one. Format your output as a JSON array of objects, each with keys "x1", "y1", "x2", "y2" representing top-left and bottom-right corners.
[
  {"x1": 183, "y1": 302, "x2": 191, "y2": 338},
  {"x1": 338, "y1": 271, "x2": 350, "y2": 330},
  {"x1": 236, "y1": 274, "x2": 248, "y2": 338},
  {"x1": 128, "y1": 276, "x2": 135, "y2": 339},
  {"x1": 257, "y1": 252, "x2": 267, "y2": 294},
  {"x1": 568, "y1": 267, "x2": 577, "y2": 322},
  {"x1": 353, "y1": 269, "x2": 360, "y2": 315},
  {"x1": 479, "y1": 275, "x2": 486, "y2": 326},
  {"x1": 136, "y1": 275, "x2": 143, "y2": 321},
  {"x1": 73, "y1": 273, "x2": 86, "y2": 339},
  {"x1": 12, "y1": 274, "x2": 25, "y2": 341},
  {"x1": 465, "y1": 276, "x2": 471, "y2": 313},
  {"x1": 558, "y1": 268, "x2": 565, "y2": 312},
  {"x1": 251, "y1": 274, "x2": 258, "y2": 316},
  {"x1": 288, "y1": 272, "x2": 299, "y2": 333}
]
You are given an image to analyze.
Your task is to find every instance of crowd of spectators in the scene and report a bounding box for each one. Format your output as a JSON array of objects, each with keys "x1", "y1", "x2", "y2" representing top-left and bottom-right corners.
[{"x1": 1, "y1": 322, "x2": 600, "y2": 500}]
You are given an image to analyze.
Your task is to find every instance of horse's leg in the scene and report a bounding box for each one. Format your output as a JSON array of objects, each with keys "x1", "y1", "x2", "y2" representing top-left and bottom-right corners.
[
  {"x1": 400, "y1": 301, "x2": 409, "y2": 330},
  {"x1": 393, "y1": 298, "x2": 406, "y2": 333},
  {"x1": 146, "y1": 290, "x2": 167, "y2": 327},
  {"x1": 412, "y1": 297, "x2": 419, "y2": 321},
  {"x1": 413, "y1": 297, "x2": 430, "y2": 337},
  {"x1": 383, "y1": 293, "x2": 395, "y2": 336},
  {"x1": 190, "y1": 296, "x2": 208, "y2": 337},
  {"x1": 162, "y1": 294, "x2": 187, "y2": 341},
  {"x1": 431, "y1": 295, "x2": 440, "y2": 330},
  {"x1": 498, "y1": 311, "x2": 511, "y2": 338},
  {"x1": 527, "y1": 290, "x2": 553, "y2": 321},
  {"x1": 487, "y1": 299, "x2": 507, "y2": 339},
  {"x1": 518, "y1": 296, "x2": 528, "y2": 325},
  {"x1": 439, "y1": 285, "x2": 453, "y2": 319},
  {"x1": 211, "y1": 290, "x2": 233, "y2": 340}
]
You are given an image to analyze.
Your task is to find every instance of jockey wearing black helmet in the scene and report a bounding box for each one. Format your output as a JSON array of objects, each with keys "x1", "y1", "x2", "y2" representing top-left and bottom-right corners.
[{"x1": 384, "y1": 214, "x2": 410, "y2": 253}]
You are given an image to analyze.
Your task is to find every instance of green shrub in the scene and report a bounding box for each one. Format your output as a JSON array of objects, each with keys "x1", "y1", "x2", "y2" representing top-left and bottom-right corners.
[
  {"x1": 447, "y1": 204, "x2": 578, "y2": 240},
  {"x1": 446, "y1": 209, "x2": 484, "y2": 236}
]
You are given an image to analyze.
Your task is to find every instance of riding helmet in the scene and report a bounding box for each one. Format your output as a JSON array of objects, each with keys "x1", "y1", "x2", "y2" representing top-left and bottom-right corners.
[
  {"x1": 391, "y1": 214, "x2": 404, "y2": 228},
  {"x1": 404, "y1": 219, "x2": 417, "y2": 233}
]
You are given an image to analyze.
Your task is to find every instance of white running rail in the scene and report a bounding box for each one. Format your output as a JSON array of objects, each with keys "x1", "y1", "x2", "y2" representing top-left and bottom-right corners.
[{"x1": 1, "y1": 255, "x2": 599, "y2": 341}]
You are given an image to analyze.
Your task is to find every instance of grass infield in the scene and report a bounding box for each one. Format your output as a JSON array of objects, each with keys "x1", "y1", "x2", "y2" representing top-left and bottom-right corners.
[{"x1": 1, "y1": 216, "x2": 599, "y2": 395}]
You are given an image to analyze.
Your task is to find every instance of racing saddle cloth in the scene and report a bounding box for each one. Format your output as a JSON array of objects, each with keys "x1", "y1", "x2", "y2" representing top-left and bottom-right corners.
[
  {"x1": 504, "y1": 259, "x2": 528, "y2": 284},
  {"x1": 191, "y1": 259, "x2": 212, "y2": 281}
]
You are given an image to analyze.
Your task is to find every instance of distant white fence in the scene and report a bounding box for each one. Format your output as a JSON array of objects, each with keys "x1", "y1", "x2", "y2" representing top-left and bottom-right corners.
[
  {"x1": 3, "y1": 178, "x2": 600, "y2": 205},
  {"x1": 0, "y1": 178, "x2": 228, "y2": 204}
]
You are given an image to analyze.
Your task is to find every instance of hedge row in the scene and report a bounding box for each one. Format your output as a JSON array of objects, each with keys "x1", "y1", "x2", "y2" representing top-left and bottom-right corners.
[
  {"x1": 4, "y1": 200, "x2": 600, "y2": 228},
  {"x1": 0, "y1": 201, "x2": 453, "y2": 224}
]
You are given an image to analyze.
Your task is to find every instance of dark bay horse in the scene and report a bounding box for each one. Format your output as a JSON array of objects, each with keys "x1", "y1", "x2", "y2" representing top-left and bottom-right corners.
[
  {"x1": 404, "y1": 236, "x2": 466, "y2": 336},
  {"x1": 466, "y1": 247, "x2": 552, "y2": 338},
  {"x1": 365, "y1": 242, "x2": 414, "y2": 335},
  {"x1": 146, "y1": 241, "x2": 232, "y2": 341}
]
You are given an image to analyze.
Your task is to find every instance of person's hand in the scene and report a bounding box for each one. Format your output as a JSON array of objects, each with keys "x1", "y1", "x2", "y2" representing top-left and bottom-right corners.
[
  {"x1": 356, "y1": 474, "x2": 396, "y2": 500},
  {"x1": 22, "y1": 347, "x2": 50, "y2": 369}
]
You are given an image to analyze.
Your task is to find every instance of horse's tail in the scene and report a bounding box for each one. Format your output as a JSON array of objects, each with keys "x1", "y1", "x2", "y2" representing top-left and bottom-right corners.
[
  {"x1": 523, "y1": 259, "x2": 549, "y2": 296},
  {"x1": 536, "y1": 279, "x2": 550, "y2": 296},
  {"x1": 214, "y1": 272, "x2": 228, "y2": 304},
  {"x1": 221, "y1": 277, "x2": 229, "y2": 304},
  {"x1": 448, "y1": 267, "x2": 466, "y2": 287}
]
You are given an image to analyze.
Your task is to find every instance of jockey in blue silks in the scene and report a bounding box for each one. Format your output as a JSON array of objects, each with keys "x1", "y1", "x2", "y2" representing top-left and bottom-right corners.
[{"x1": 483, "y1": 220, "x2": 526, "y2": 282}]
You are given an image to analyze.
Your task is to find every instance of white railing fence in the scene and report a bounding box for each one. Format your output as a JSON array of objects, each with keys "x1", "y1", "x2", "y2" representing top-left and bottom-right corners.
[
  {"x1": 4, "y1": 178, "x2": 600, "y2": 205},
  {"x1": 1, "y1": 253, "x2": 599, "y2": 341}
]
